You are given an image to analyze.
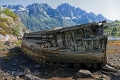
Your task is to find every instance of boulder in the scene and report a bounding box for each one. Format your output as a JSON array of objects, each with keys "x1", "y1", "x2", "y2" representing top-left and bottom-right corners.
[{"x1": 76, "y1": 69, "x2": 93, "y2": 78}]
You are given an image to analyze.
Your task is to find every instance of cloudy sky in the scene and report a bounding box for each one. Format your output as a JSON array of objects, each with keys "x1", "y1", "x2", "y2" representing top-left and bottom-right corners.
[{"x1": 0, "y1": 0, "x2": 119, "y2": 20}]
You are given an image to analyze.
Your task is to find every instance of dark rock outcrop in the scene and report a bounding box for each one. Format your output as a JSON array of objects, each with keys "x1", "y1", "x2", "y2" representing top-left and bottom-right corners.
[{"x1": 76, "y1": 69, "x2": 93, "y2": 78}]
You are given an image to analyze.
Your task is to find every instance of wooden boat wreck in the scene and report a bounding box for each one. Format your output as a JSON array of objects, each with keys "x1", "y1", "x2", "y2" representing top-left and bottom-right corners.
[{"x1": 21, "y1": 21, "x2": 108, "y2": 68}]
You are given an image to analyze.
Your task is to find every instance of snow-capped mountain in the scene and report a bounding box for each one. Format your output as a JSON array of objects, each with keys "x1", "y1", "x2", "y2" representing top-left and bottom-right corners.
[
  {"x1": 2, "y1": 4, "x2": 26, "y2": 11},
  {"x1": 2, "y1": 3, "x2": 111, "y2": 31}
]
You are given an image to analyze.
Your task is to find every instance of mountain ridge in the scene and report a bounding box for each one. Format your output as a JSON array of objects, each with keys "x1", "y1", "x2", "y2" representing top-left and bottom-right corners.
[{"x1": 2, "y1": 3, "x2": 112, "y2": 31}]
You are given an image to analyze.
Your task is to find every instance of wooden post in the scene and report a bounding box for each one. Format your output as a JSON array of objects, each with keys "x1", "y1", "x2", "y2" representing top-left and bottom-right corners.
[
  {"x1": 83, "y1": 40, "x2": 85, "y2": 50},
  {"x1": 91, "y1": 40, "x2": 93, "y2": 49},
  {"x1": 61, "y1": 32, "x2": 66, "y2": 48},
  {"x1": 71, "y1": 31, "x2": 77, "y2": 51},
  {"x1": 83, "y1": 28, "x2": 86, "y2": 38},
  {"x1": 89, "y1": 27, "x2": 94, "y2": 37},
  {"x1": 53, "y1": 33, "x2": 58, "y2": 47}
]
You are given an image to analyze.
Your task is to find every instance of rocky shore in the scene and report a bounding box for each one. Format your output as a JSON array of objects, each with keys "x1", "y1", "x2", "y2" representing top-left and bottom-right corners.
[{"x1": 0, "y1": 41, "x2": 120, "y2": 80}]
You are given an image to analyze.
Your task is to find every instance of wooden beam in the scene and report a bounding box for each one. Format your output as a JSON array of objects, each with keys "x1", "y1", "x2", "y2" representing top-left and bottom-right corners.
[
  {"x1": 71, "y1": 31, "x2": 77, "y2": 51},
  {"x1": 53, "y1": 33, "x2": 58, "y2": 47},
  {"x1": 61, "y1": 33, "x2": 66, "y2": 48},
  {"x1": 83, "y1": 28, "x2": 86, "y2": 38},
  {"x1": 89, "y1": 27, "x2": 94, "y2": 37},
  {"x1": 83, "y1": 40, "x2": 86, "y2": 50}
]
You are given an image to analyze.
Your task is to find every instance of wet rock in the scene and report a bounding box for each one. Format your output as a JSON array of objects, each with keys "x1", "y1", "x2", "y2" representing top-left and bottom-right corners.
[
  {"x1": 110, "y1": 72, "x2": 120, "y2": 80},
  {"x1": 25, "y1": 74, "x2": 44, "y2": 80},
  {"x1": 76, "y1": 69, "x2": 93, "y2": 78}
]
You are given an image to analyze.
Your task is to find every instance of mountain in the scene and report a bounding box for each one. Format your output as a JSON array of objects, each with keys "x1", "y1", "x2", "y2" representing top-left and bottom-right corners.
[
  {"x1": 2, "y1": 4, "x2": 26, "y2": 11},
  {"x1": 2, "y1": 3, "x2": 111, "y2": 31}
]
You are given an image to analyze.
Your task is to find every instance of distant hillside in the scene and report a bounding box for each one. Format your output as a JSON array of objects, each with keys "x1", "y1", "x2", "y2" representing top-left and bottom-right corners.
[
  {"x1": 104, "y1": 20, "x2": 120, "y2": 36},
  {"x1": 0, "y1": 7, "x2": 29, "y2": 41},
  {"x1": 2, "y1": 3, "x2": 112, "y2": 31}
]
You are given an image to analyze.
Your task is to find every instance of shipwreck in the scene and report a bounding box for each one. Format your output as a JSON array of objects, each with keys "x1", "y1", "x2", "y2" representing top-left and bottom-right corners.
[{"x1": 21, "y1": 21, "x2": 108, "y2": 68}]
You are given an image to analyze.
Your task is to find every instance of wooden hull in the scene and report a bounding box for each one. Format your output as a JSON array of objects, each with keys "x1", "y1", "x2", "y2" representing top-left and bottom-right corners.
[
  {"x1": 21, "y1": 21, "x2": 108, "y2": 68},
  {"x1": 21, "y1": 41, "x2": 106, "y2": 68}
]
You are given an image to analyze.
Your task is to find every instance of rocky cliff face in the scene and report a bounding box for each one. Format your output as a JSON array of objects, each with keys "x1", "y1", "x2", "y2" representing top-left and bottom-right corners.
[
  {"x1": 0, "y1": 7, "x2": 29, "y2": 42},
  {"x1": 2, "y1": 3, "x2": 111, "y2": 31}
]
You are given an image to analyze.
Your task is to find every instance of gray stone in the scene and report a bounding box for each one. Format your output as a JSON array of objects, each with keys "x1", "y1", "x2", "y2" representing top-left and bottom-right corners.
[
  {"x1": 76, "y1": 69, "x2": 93, "y2": 78},
  {"x1": 110, "y1": 72, "x2": 120, "y2": 80},
  {"x1": 25, "y1": 74, "x2": 44, "y2": 80}
]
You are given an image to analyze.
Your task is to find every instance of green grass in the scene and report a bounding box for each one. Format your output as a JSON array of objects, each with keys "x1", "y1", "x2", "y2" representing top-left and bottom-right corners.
[
  {"x1": 3, "y1": 8, "x2": 18, "y2": 21},
  {"x1": 13, "y1": 40, "x2": 22, "y2": 45}
]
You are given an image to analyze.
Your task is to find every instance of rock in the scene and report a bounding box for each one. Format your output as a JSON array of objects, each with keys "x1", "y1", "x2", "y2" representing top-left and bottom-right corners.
[
  {"x1": 98, "y1": 75, "x2": 108, "y2": 80},
  {"x1": 24, "y1": 68, "x2": 31, "y2": 75},
  {"x1": 15, "y1": 76, "x2": 20, "y2": 79},
  {"x1": 4, "y1": 41, "x2": 10, "y2": 46},
  {"x1": 3, "y1": 48, "x2": 8, "y2": 51},
  {"x1": 25, "y1": 74, "x2": 44, "y2": 80},
  {"x1": 100, "y1": 75, "x2": 108, "y2": 78},
  {"x1": 99, "y1": 78, "x2": 106, "y2": 80},
  {"x1": 110, "y1": 72, "x2": 120, "y2": 80},
  {"x1": 102, "y1": 65, "x2": 119, "y2": 72},
  {"x1": 76, "y1": 69, "x2": 93, "y2": 78}
]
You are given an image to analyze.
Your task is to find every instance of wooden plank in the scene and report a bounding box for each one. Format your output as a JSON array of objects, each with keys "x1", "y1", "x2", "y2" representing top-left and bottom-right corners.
[
  {"x1": 83, "y1": 28, "x2": 86, "y2": 38},
  {"x1": 91, "y1": 40, "x2": 93, "y2": 49},
  {"x1": 61, "y1": 33, "x2": 66, "y2": 48},
  {"x1": 71, "y1": 31, "x2": 77, "y2": 51},
  {"x1": 82, "y1": 40, "x2": 84, "y2": 50},
  {"x1": 60, "y1": 23, "x2": 98, "y2": 32},
  {"x1": 89, "y1": 27, "x2": 94, "y2": 37},
  {"x1": 53, "y1": 33, "x2": 58, "y2": 47}
]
